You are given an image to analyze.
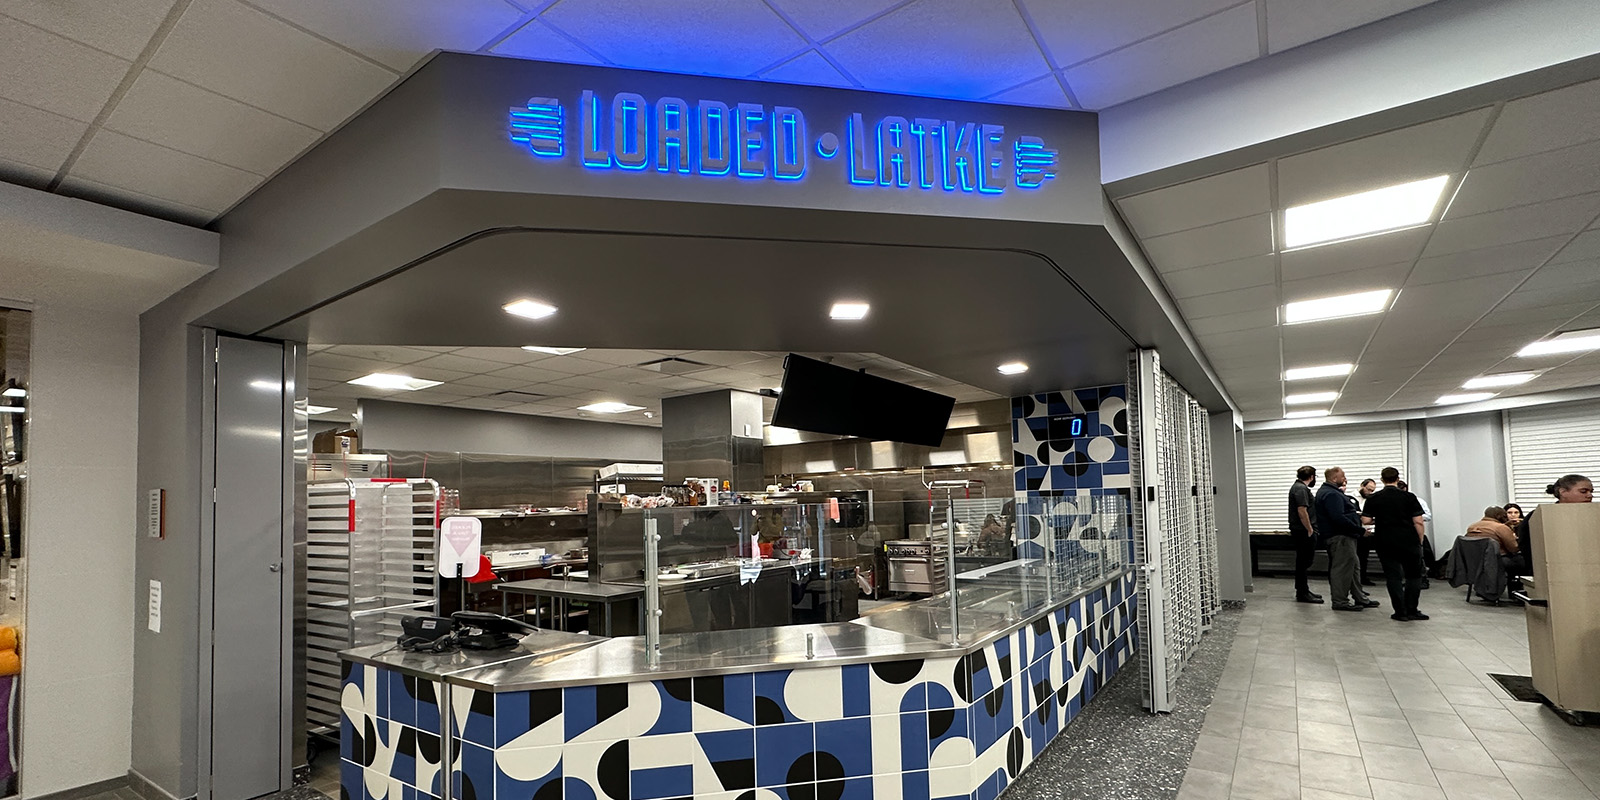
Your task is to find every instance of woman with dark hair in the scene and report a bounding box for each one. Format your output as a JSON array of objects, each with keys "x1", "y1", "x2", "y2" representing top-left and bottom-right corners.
[
  {"x1": 1503, "y1": 503, "x2": 1524, "y2": 528},
  {"x1": 1516, "y1": 474, "x2": 1593, "y2": 570}
]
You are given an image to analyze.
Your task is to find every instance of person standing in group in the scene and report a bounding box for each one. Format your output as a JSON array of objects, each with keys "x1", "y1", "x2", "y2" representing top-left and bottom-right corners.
[
  {"x1": 1316, "y1": 467, "x2": 1376, "y2": 611},
  {"x1": 1517, "y1": 474, "x2": 1594, "y2": 568},
  {"x1": 1357, "y1": 478, "x2": 1379, "y2": 586},
  {"x1": 1288, "y1": 466, "x2": 1323, "y2": 604},
  {"x1": 1362, "y1": 468, "x2": 1429, "y2": 621}
]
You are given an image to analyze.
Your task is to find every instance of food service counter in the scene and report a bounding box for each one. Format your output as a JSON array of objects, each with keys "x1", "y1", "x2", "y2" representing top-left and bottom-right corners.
[{"x1": 340, "y1": 570, "x2": 1138, "y2": 800}]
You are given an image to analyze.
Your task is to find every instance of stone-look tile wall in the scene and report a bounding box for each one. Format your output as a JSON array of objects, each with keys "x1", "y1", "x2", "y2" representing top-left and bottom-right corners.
[{"x1": 339, "y1": 572, "x2": 1137, "y2": 800}]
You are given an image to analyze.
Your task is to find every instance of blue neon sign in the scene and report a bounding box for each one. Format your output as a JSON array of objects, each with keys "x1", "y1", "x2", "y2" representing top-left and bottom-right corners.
[{"x1": 509, "y1": 91, "x2": 1058, "y2": 195}]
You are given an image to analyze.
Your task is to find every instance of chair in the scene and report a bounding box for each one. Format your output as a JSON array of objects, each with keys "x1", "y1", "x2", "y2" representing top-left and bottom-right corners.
[{"x1": 1445, "y1": 536, "x2": 1508, "y2": 604}]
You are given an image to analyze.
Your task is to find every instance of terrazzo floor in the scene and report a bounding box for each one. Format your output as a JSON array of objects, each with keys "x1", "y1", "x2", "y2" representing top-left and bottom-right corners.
[{"x1": 1179, "y1": 577, "x2": 1600, "y2": 800}]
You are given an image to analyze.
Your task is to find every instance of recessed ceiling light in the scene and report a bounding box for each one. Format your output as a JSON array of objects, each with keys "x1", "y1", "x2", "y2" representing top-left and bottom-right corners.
[
  {"x1": 1283, "y1": 174, "x2": 1450, "y2": 249},
  {"x1": 1, "y1": 387, "x2": 24, "y2": 398},
  {"x1": 305, "y1": 404, "x2": 338, "y2": 415},
  {"x1": 1437, "y1": 392, "x2": 1496, "y2": 405},
  {"x1": 348, "y1": 373, "x2": 442, "y2": 391},
  {"x1": 1516, "y1": 327, "x2": 1600, "y2": 357},
  {"x1": 0, "y1": 407, "x2": 23, "y2": 414},
  {"x1": 1284, "y1": 363, "x2": 1354, "y2": 381},
  {"x1": 1285, "y1": 409, "x2": 1331, "y2": 419},
  {"x1": 503, "y1": 299, "x2": 558, "y2": 320},
  {"x1": 830, "y1": 302, "x2": 870, "y2": 320},
  {"x1": 1283, "y1": 289, "x2": 1393, "y2": 324},
  {"x1": 578, "y1": 401, "x2": 644, "y2": 414},
  {"x1": 997, "y1": 362, "x2": 1029, "y2": 375},
  {"x1": 522, "y1": 346, "x2": 586, "y2": 355},
  {"x1": 1462, "y1": 373, "x2": 1537, "y2": 390},
  {"x1": 1285, "y1": 391, "x2": 1338, "y2": 405}
]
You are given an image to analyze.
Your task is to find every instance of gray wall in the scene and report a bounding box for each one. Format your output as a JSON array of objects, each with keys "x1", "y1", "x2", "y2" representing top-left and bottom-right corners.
[
  {"x1": 1209, "y1": 411, "x2": 1248, "y2": 602},
  {"x1": 357, "y1": 399, "x2": 661, "y2": 462},
  {"x1": 1417, "y1": 413, "x2": 1509, "y2": 548}
]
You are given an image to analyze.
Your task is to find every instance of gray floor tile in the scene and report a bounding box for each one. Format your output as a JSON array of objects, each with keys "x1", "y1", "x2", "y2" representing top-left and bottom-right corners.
[
  {"x1": 1346, "y1": 696, "x2": 1407, "y2": 720},
  {"x1": 1370, "y1": 776, "x2": 1444, "y2": 800},
  {"x1": 1451, "y1": 703, "x2": 1529, "y2": 734},
  {"x1": 1230, "y1": 756, "x2": 1301, "y2": 800},
  {"x1": 1298, "y1": 720, "x2": 1361, "y2": 757},
  {"x1": 1415, "y1": 734, "x2": 1502, "y2": 777},
  {"x1": 1394, "y1": 689, "x2": 1456, "y2": 714},
  {"x1": 1440, "y1": 683, "x2": 1506, "y2": 709},
  {"x1": 1475, "y1": 727, "x2": 1566, "y2": 767},
  {"x1": 1351, "y1": 716, "x2": 1418, "y2": 749},
  {"x1": 1299, "y1": 749, "x2": 1371, "y2": 797},
  {"x1": 1360, "y1": 742, "x2": 1440, "y2": 787},
  {"x1": 1299, "y1": 698, "x2": 1354, "y2": 725},
  {"x1": 1403, "y1": 710, "x2": 1475, "y2": 741},
  {"x1": 1434, "y1": 769, "x2": 1522, "y2": 800},
  {"x1": 1193, "y1": 731, "x2": 1242, "y2": 765},
  {"x1": 1243, "y1": 703, "x2": 1299, "y2": 734},
  {"x1": 1298, "y1": 680, "x2": 1346, "y2": 701},
  {"x1": 1238, "y1": 726, "x2": 1300, "y2": 766},
  {"x1": 1249, "y1": 684, "x2": 1299, "y2": 708},
  {"x1": 1301, "y1": 789, "x2": 1372, "y2": 800},
  {"x1": 1178, "y1": 766, "x2": 1234, "y2": 800},
  {"x1": 1497, "y1": 760, "x2": 1600, "y2": 800}
]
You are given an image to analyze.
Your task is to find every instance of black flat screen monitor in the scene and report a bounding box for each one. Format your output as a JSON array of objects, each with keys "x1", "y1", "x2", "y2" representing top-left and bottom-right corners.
[{"x1": 771, "y1": 354, "x2": 955, "y2": 447}]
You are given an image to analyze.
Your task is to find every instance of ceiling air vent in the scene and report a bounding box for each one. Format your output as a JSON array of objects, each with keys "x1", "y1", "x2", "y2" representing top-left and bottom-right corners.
[
  {"x1": 489, "y1": 390, "x2": 548, "y2": 402},
  {"x1": 636, "y1": 357, "x2": 713, "y2": 375}
]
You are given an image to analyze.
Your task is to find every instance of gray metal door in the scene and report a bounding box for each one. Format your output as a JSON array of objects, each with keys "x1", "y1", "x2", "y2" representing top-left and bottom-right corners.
[{"x1": 212, "y1": 336, "x2": 286, "y2": 800}]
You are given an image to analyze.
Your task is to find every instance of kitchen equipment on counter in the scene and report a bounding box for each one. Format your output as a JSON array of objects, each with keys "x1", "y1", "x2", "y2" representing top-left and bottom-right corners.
[{"x1": 885, "y1": 539, "x2": 947, "y2": 595}]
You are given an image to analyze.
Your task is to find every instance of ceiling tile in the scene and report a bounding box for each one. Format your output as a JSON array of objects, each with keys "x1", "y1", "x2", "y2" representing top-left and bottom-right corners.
[
  {"x1": 449, "y1": 346, "x2": 570, "y2": 365},
  {"x1": 0, "y1": 96, "x2": 88, "y2": 172},
  {"x1": 1263, "y1": 0, "x2": 1437, "y2": 53},
  {"x1": 0, "y1": 158, "x2": 53, "y2": 190},
  {"x1": 0, "y1": 15, "x2": 130, "y2": 122},
  {"x1": 1476, "y1": 77, "x2": 1600, "y2": 166},
  {"x1": 1159, "y1": 254, "x2": 1276, "y2": 299},
  {"x1": 1188, "y1": 309, "x2": 1276, "y2": 335},
  {"x1": 1279, "y1": 227, "x2": 1429, "y2": 281},
  {"x1": 825, "y1": 0, "x2": 1050, "y2": 99},
  {"x1": 1426, "y1": 194, "x2": 1600, "y2": 257},
  {"x1": 765, "y1": 0, "x2": 904, "y2": 40},
  {"x1": 1118, "y1": 164, "x2": 1270, "y2": 239},
  {"x1": 1549, "y1": 229, "x2": 1600, "y2": 265},
  {"x1": 1, "y1": 0, "x2": 176, "y2": 60},
  {"x1": 687, "y1": 350, "x2": 769, "y2": 367},
  {"x1": 446, "y1": 397, "x2": 518, "y2": 411},
  {"x1": 541, "y1": 0, "x2": 804, "y2": 77},
  {"x1": 490, "y1": 19, "x2": 604, "y2": 65},
  {"x1": 1391, "y1": 271, "x2": 1528, "y2": 317},
  {"x1": 1018, "y1": 0, "x2": 1240, "y2": 67},
  {"x1": 1276, "y1": 108, "x2": 1491, "y2": 207},
  {"x1": 54, "y1": 174, "x2": 213, "y2": 225},
  {"x1": 1446, "y1": 138, "x2": 1600, "y2": 218},
  {"x1": 1176, "y1": 284, "x2": 1277, "y2": 320},
  {"x1": 104, "y1": 70, "x2": 319, "y2": 175},
  {"x1": 244, "y1": 0, "x2": 524, "y2": 71},
  {"x1": 150, "y1": 0, "x2": 398, "y2": 130},
  {"x1": 408, "y1": 352, "x2": 526, "y2": 375},
  {"x1": 67, "y1": 128, "x2": 260, "y2": 213},
  {"x1": 986, "y1": 74, "x2": 1072, "y2": 109},
  {"x1": 324, "y1": 345, "x2": 440, "y2": 364},
  {"x1": 1141, "y1": 213, "x2": 1273, "y2": 271},
  {"x1": 1061, "y1": 3, "x2": 1258, "y2": 109},
  {"x1": 1280, "y1": 261, "x2": 1410, "y2": 301},
  {"x1": 1496, "y1": 283, "x2": 1600, "y2": 312},
  {"x1": 758, "y1": 50, "x2": 855, "y2": 88},
  {"x1": 1279, "y1": 318, "x2": 1376, "y2": 354},
  {"x1": 488, "y1": 364, "x2": 581, "y2": 384},
  {"x1": 1407, "y1": 236, "x2": 1569, "y2": 286},
  {"x1": 1520, "y1": 259, "x2": 1600, "y2": 294}
]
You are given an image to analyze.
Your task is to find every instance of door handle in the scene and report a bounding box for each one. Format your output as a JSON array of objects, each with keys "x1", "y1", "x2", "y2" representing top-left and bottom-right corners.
[{"x1": 268, "y1": 563, "x2": 281, "y2": 573}]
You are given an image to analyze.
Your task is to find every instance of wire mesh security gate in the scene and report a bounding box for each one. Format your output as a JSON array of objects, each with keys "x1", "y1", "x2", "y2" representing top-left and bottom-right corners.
[{"x1": 1130, "y1": 349, "x2": 1222, "y2": 713}]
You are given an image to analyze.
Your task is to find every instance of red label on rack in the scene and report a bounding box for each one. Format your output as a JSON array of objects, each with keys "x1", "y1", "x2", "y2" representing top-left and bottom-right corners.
[
  {"x1": 348, "y1": 499, "x2": 356, "y2": 532},
  {"x1": 372, "y1": 478, "x2": 407, "y2": 483}
]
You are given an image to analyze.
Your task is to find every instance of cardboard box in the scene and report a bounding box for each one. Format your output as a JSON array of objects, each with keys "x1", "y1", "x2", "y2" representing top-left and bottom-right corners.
[
  {"x1": 1526, "y1": 503, "x2": 1600, "y2": 714},
  {"x1": 312, "y1": 428, "x2": 359, "y2": 455}
]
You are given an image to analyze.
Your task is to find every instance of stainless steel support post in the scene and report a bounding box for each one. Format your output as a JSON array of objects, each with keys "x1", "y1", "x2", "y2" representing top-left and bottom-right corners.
[
  {"x1": 946, "y1": 497, "x2": 958, "y2": 645},
  {"x1": 438, "y1": 681, "x2": 454, "y2": 800},
  {"x1": 644, "y1": 516, "x2": 662, "y2": 669}
]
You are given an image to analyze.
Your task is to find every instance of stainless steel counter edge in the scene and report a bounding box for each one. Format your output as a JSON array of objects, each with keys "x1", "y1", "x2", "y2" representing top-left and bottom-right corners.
[
  {"x1": 446, "y1": 568, "x2": 1135, "y2": 693},
  {"x1": 340, "y1": 629, "x2": 608, "y2": 682}
]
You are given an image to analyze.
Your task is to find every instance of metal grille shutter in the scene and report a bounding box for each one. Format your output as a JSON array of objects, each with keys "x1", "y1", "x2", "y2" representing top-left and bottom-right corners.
[
  {"x1": 1242, "y1": 423, "x2": 1407, "y2": 533},
  {"x1": 1506, "y1": 400, "x2": 1600, "y2": 509}
]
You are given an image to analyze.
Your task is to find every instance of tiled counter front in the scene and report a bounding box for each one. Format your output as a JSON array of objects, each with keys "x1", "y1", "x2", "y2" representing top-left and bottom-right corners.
[{"x1": 341, "y1": 571, "x2": 1137, "y2": 800}]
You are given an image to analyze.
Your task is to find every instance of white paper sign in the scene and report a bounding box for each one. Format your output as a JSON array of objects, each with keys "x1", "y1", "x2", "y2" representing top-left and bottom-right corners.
[
  {"x1": 438, "y1": 516, "x2": 482, "y2": 578},
  {"x1": 147, "y1": 488, "x2": 164, "y2": 539},
  {"x1": 148, "y1": 580, "x2": 162, "y2": 633}
]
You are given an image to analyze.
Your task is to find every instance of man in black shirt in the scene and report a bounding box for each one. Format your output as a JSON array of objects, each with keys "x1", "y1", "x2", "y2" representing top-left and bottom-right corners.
[
  {"x1": 1315, "y1": 467, "x2": 1377, "y2": 611},
  {"x1": 1361, "y1": 467, "x2": 1428, "y2": 621},
  {"x1": 1287, "y1": 466, "x2": 1323, "y2": 603}
]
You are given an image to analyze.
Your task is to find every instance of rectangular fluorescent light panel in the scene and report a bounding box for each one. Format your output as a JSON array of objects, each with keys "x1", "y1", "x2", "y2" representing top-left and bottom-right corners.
[
  {"x1": 1285, "y1": 391, "x2": 1338, "y2": 405},
  {"x1": 1462, "y1": 373, "x2": 1536, "y2": 389},
  {"x1": 522, "y1": 346, "x2": 585, "y2": 355},
  {"x1": 1, "y1": 388, "x2": 24, "y2": 398},
  {"x1": 1516, "y1": 327, "x2": 1600, "y2": 357},
  {"x1": 305, "y1": 404, "x2": 338, "y2": 415},
  {"x1": 1285, "y1": 409, "x2": 1331, "y2": 419},
  {"x1": 1284, "y1": 289, "x2": 1393, "y2": 324},
  {"x1": 578, "y1": 401, "x2": 644, "y2": 414},
  {"x1": 1284, "y1": 175, "x2": 1450, "y2": 249},
  {"x1": 1437, "y1": 392, "x2": 1496, "y2": 405},
  {"x1": 997, "y1": 362, "x2": 1029, "y2": 375},
  {"x1": 0, "y1": 407, "x2": 23, "y2": 414},
  {"x1": 348, "y1": 373, "x2": 442, "y2": 391},
  {"x1": 830, "y1": 302, "x2": 870, "y2": 320},
  {"x1": 503, "y1": 299, "x2": 558, "y2": 320},
  {"x1": 1285, "y1": 363, "x2": 1354, "y2": 381}
]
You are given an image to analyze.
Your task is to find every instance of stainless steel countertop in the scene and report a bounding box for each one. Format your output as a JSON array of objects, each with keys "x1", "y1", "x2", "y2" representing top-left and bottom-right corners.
[
  {"x1": 340, "y1": 627, "x2": 605, "y2": 681},
  {"x1": 438, "y1": 569, "x2": 1133, "y2": 692}
]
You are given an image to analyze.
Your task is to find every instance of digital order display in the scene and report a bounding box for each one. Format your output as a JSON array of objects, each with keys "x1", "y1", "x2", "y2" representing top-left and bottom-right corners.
[{"x1": 1048, "y1": 414, "x2": 1088, "y2": 440}]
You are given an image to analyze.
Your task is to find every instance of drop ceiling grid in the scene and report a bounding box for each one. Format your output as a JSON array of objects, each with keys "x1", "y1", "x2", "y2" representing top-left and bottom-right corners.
[
  {"x1": 0, "y1": 0, "x2": 1446, "y2": 225},
  {"x1": 1120, "y1": 86, "x2": 1600, "y2": 421}
]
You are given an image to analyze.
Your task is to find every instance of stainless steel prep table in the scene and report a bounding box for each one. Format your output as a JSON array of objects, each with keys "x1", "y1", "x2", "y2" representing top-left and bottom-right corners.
[{"x1": 495, "y1": 578, "x2": 645, "y2": 636}]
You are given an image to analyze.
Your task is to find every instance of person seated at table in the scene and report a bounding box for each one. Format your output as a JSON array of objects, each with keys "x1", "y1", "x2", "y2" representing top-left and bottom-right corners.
[{"x1": 1466, "y1": 506, "x2": 1525, "y2": 580}]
